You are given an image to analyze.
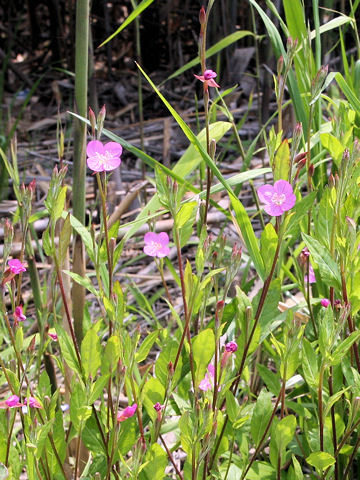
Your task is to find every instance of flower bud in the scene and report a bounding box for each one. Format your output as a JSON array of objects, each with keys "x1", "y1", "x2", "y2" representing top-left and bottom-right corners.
[
  {"x1": 89, "y1": 107, "x2": 96, "y2": 138},
  {"x1": 277, "y1": 55, "x2": 284, "y2": 76},
  {"x1": 308, "y1": 164, "x2": 314, "y2": 177},
  {"x1": 96, "y1": 104, "x2": 106, "y2": 138},
  {"x1": 199, "y1": 6, "x2": 206, "y2": 25},
  {"x1": 210, "y1": 139, "x2": 216, "y2": 159},
  {"x1": 321, "y1": 298, "x2": 330, "y2": 308}
]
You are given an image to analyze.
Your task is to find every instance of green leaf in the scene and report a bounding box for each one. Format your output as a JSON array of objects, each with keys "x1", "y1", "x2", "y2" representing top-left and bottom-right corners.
[
  {"x1": 101, "y1": 335, "x2": 120, "y2": 374},
  {"x1": 250, "y1": 389, "x2": 273, "y2": 447},
  {"x1": 257, "y1": 364, "x2": 281, "y2": 396},
  {"x1": 52, "y1": 186, "x2": 67, "y2": 223},
  {"x1": 301, "y1": 338, "x2": 319, "y2": 388},
  {"x1": 136, "y1": 330, "x2": 160, "y2": 363},
  {"x1": 192, "y1": 329, "x2": 215, "y2": 386},
  {"x1": 63, "y1": 270, "x2": 99, "y2": 297},
  {"x1": 176, "y1": 202, "x2": 197, "y2": 228},
  {"x1": 166, "y1": 30, "x2": 254, "y2": 82},
  {"x1": 82, "y1": 412, "x2": 106, "y2": 455},
  {"x1": 142, "y1": 377, "x2": 165, "y2": 422},
  {"x1": 306, "y1": 451, "x2": 335, "y2": 471},
  {"x1": 139, "y1": 443, "x2": 167, "y2": 480},
  {"x1": 81, "y1": 328, "x2": 101, "y2": 379},
  {"x1": 70, "y1": 382, "x2": 92, "y2": 432},
  {"x1": 64, "y1": 212, "x2": 95, "y2": 263},
  {"x1": 231, "y1": 196, "x2": 265, "y2": 280},
  {"x1": 225, "y1": 391, "x2": 239, "y2": 423},
  {"x1": 320, "y1": 133, "x2": 344, "y2": 167},
  {"x1": 335, "y1": 72, "x2": 360, "y2": 112},
  {"x1": 247, "y1": 461, "x2": 276, "y2": 480},
  {"x1": 260, "y1": 223, "x2": 278, "y2": 276},
  {"x1": 274, "y1": 415, "x2": 296, "y2": 453},
  {"x1": 88, "y1": 375, "x2": 110, "y2": 405},
  {"x1": 273, "y1": 139, "x2": 290, "y2": 182},
  {"x1": 331, "y1": 331, "x2": 360, "y2": 366},
  {"x1": 59, "y1": 212, "x2": 71, "y2": 266},
  {"x1": 55, "y1": 324, "x2": 82, "y2": 376},
  {"x1": 302, "y1": 233, "x2": 341, "y2": 290},
  {"x1": 99, "y1": 0, "x2": 155, "y2": 47}
]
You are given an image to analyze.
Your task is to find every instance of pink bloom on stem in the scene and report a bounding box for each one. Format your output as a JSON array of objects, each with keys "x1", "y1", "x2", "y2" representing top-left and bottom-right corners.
[
  {"x1": 257, "y1": 180, "x2": 296, "y2": 217},
  {"x1": 0, "y1": 395, "x2": 23, "y2": 408},
  {"x1": 117, "y1": 403, "x2": 137, "y2": 422},
  {"x1": 14, "y1": 305, "x2": 26, "y2": 326},
  {"x1": 302, "y1": 247, "x2": 310, "y2": 257},
  {"x1": 321, "y1": 298, "x2": 330, "y2": 308},
  {"x1": 143, "y1": 232, "x2": 170, "y2": 258},
  {"x1": 25, "y1": 397, "x2": 42, "y2": 409},
  {"x1": 86, "y1": 140, "x2": 122, "y2": 172},
  {"x1": 48, "y1": 332, "x2": 58, "y2": 341},
  {"x1": 225, "y1": 341, "x2": 238, "y2": 353},
  {"x1": 199, "y1": 364, "x2": 215, "y2": 391},
  {"x1": 305, "y1": 264, "x2": 316, "y2": 284},
  {"x1": 194, "y1": 69, "x2": 220, "y2": 88},
  {"x1": 153, "y1": 402, "x2": 164, "y2": 412},
  {"x1": 8, "y1": 259, "x2": 27, "y2": 274}
]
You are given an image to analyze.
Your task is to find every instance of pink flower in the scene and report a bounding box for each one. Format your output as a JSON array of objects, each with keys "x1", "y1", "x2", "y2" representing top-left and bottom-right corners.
[
  {"x1": 48, "y1": 332, "x2": 58, "y2": 341},
  {"x1": 86, "y1": 140, "x2": 122, "y2": 172},
  {"x1": 305, "y1": 264, "x2": 316, "y2": 284},
  {"x1": 153, "y1": 402, "x2": 164, "y2": 412},
  {"x1": 225, "y1": 341, "x2": 238, "y2": 353},
  {"x1": 14, "y1": 305, "x2": 26, "y2": 326},
  {"x1": 117, "y1": 403, "x2": 137, "y2": 422},
  {"x1": 199, "y1": 364, "x2": 215, "y2": 391},
  {"x1": 194, "y1": 69, "x2": 220, "y2": 88},
  {"x1": 321, "y1": 298, "x2": 330, "y2": 308},
  {"x1": 24, "y1": 397, "x2": 42, "y2": 409},
  {"x1": 143, "y1": 232, "x2": 170, "y2": 258},
  {"x1": 0, "y1": 395, "x2": 23, "y2": 408},
  {"x1": 8, "y1": 259, "x2": 27, "y2": 274},
  {"x1": 257, "y1": 180, "x2": 296, "y2": 216}
]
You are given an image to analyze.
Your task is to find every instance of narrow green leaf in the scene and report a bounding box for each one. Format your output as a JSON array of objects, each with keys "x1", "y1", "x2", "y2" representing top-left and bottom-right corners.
[
  {"x1": 55, "y1": 324, "x2": 82, "y2": 376},
  {"x1": 99, "y1": 0, "x2": 155, "y2": 47},
  {"x1": 302, "y1": 233, "x2": 341, "y2": 290},
  {"x1": 301, "y1": 338, "x2": 319, "y2": 388},
  {"x1": 166, "y1": 30, "x2": 254, "y2": 82},
  {"x1": 193, "y1": 329, "x2": 215, "y2": 386},
  {"x1": 59, "y1": 213, "x2": 72, "y2": 266},
  {"x1": 250, "y1": 389, "x2": 273, "y2": 447},
  {"x1": 63, "y1": 270, "x2": 99, "y2": 298},
  {"x1": 136, "y1": 330, "x2": 160, "y2": 363}
]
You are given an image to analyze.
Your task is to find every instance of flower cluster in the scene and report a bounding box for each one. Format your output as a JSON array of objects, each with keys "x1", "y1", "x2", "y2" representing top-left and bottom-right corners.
[{"x1": 0, "y1": 395, "x2": 42, "y2": 411}]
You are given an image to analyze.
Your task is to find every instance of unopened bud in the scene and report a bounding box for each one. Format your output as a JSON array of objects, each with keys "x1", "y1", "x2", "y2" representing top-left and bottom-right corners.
[
  {"x1": 346, "y1": 216, "x2": 356, "y2": 230},
  {"x1": 210, "y1": 139, "x2": 216, "y2": 159},
  {"x1": 168, "y1": 361, "x2": 174, "y2": 376},
  {"x1": 199, "y1": 6, "x2": 206, "y2": 25},
  {"x1": 343, "y1": 148, "x2": 350, "y2": 160},
  {"x1": 28, "y1": 335, "x2": 36, "y2": 352},
  {"x1": 294, "y1": 152, "x2": 307, "y2": 164},
  {"x1": 216, "y1": 300, "x2": 225, "y2": 311},
  {"x1": 28, "y1": 179, "x2": 36, "y2": 196},
  {"x1": 96, "y1": 105, "x2": 106, "y2": 138},
  {"x1": 277, "y1": 55, "x2": 284, "y2": 76},
  {"x1": 89, "y1": 107, "x2": 96, "y2": 137},
  {"x1": 328, "y1": 173, "x2": 335, "y2": 188},
  {"x1": 308, "y1": 164, "x2": 314, "y2": 177}
]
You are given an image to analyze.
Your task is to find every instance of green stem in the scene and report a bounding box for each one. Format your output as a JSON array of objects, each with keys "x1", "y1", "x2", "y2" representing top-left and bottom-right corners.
[
  {"x1": 72, "y1": 0, "x2": 89, "y2": 345},
  {"x1": 318, "y1": 363, "x2": 326, "y2": 451}
]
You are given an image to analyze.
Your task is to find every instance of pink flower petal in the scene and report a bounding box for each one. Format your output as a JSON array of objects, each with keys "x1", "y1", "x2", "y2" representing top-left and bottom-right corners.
[
  {"x1": 257, "y1": 184, "x2": 274, "y2": 204},
  {"x1": 274, "y1": 179, "x2": 293, "y2": 196},
  {"x1": 103, "y1": 157, "x2": 121, "y2": 171},
  {"x1": 144, "y1": 232, "x2": 158, "y2": 244},
  {"x1": 144, "y1": 245, "x2": 158, "y2": 257},
  {"x1": 281, "y1": 194, "x2": 296, "y2": 211},
  {"x1": 199, "y1": 376, "x2": 212, "y2": 391},
  {"x1": 86, "y1": 140, "x2": 104, "y2": 157},
  {"x1": 203, "y1": 69, "x2": 217, "y2": 80},
  {"x1": 194, "y1": 74, "x2": 205, "y2": 83},
  {"x1": 157, "y1": 232, "x2": 169, "y2": 247},
  {"x1": 87, "y1": 157, "x2": 104, "y2": 172},
  {"x1": 264, "y1": 203, "x2": 284, "y2": 217},
  {"x1": 104, "y1": 142, "x2": 122, "y2": 157},
  {"x1": 156, "y1": 246, "x2": 170, "y2": 258},
  {"x1": 207, "y1": 78, "x2": 220, "y2": 88},
  {"x1": 207, "y1": 364, "x2": 215, "y2": 377}
]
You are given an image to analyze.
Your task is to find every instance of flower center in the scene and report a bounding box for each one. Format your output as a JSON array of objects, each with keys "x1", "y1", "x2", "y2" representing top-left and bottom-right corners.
[
  {"x1": 151, "y1": 241, "x2": 162, "y2": 251},
  {"x1": 271, "y1": 192, "x2": 286, "y2": 206},
  {"x1": 96, "y1": 151, "x2": 112, "y2": 165}
]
